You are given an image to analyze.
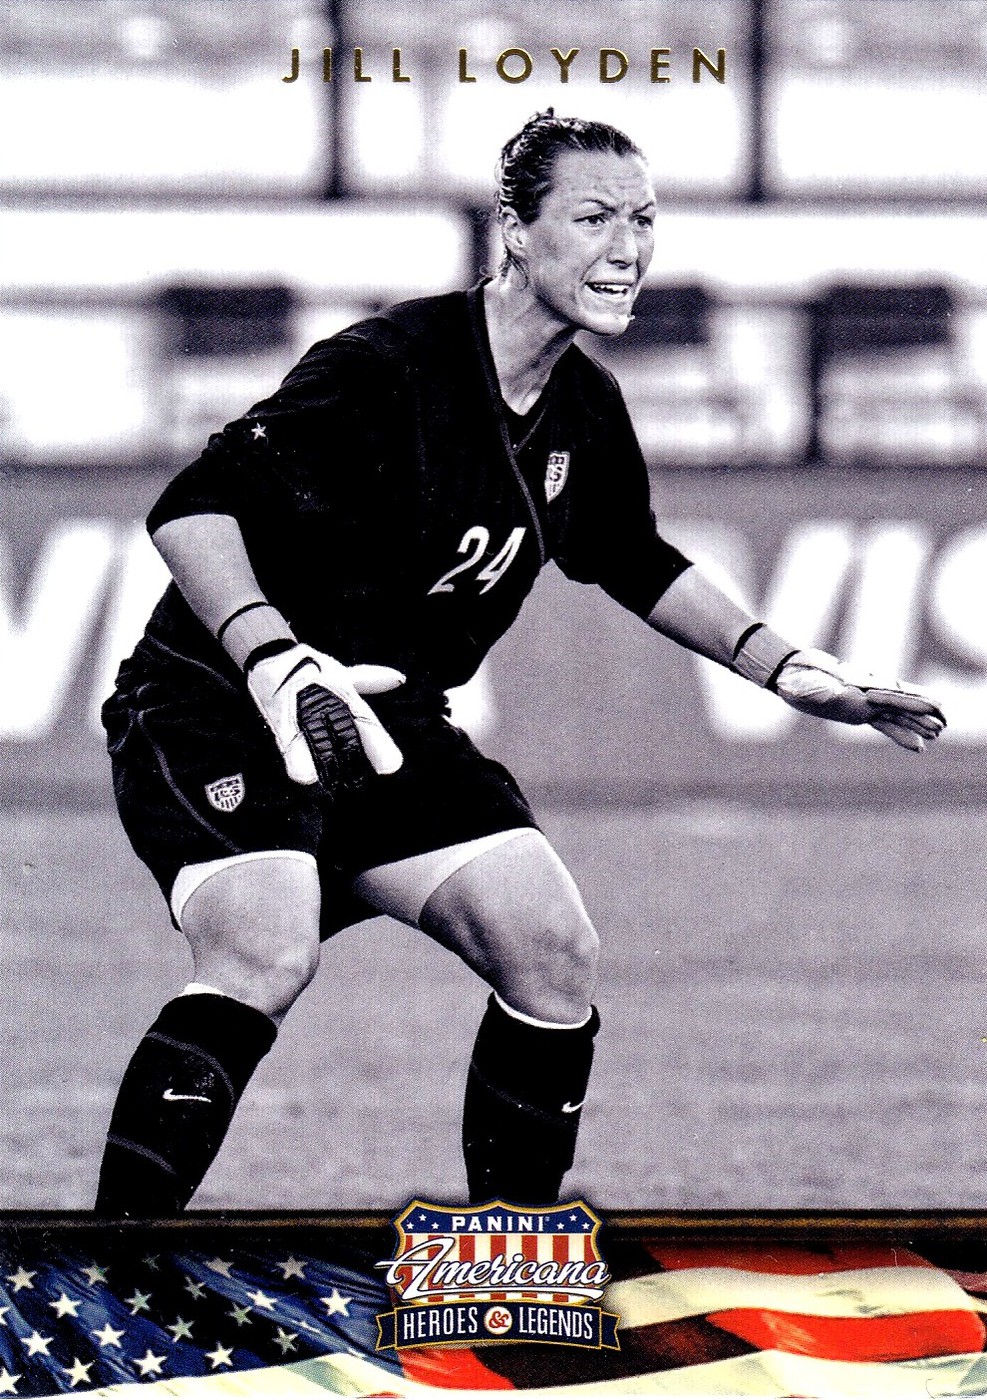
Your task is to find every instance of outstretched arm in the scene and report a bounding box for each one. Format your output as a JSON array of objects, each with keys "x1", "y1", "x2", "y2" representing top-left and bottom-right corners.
[{"x1": 646, "y1": 565, "x2": 945, "y2": 752}]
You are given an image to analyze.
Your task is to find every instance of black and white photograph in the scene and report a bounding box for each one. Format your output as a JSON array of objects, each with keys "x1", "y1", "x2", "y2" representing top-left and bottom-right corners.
[{"x1": 2, "y1": 0, "x2": 985, "y2": 1227}]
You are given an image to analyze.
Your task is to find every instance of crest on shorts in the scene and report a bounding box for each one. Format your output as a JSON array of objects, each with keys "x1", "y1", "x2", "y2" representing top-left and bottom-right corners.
[
  {"x1": 545, "y1": 451, "x2": 569, "y2": 502},
  {"x1": 204, "y1": 773, "x2": 245, "y2": 813},
  {"x1": 375, "y1": 1199, "x2": 619, "y2": 1352}
]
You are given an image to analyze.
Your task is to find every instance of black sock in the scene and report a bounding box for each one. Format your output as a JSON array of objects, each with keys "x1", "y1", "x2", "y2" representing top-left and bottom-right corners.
[
  {"x1": 95, "y1": 993, "x2": 277, "y2": 1216},
  {"x1": 462, "y1": 993, "x2": 600, "y2": 1206}
]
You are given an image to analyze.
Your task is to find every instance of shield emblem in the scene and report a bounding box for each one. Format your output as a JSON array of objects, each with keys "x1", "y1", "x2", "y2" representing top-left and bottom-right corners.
[
  {"x1": 205, "y1": 773, "x2": 245, "y2": 813},
  {"x1": 545, "y1": 451, "x2": 569, "y2": 502},
  {"x1": 375, "y1": 1198, "x2": 619, "y2": 1354}
]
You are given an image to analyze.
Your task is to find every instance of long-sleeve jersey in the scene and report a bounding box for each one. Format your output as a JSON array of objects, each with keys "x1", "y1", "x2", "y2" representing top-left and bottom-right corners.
[{"x1": 137, "y1": 284, "x2": 691, "y2": 694}]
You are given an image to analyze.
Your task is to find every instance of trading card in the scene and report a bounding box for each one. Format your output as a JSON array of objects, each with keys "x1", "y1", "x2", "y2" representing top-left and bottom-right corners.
[{"x1": 2, "y1": 1, "x2": 987, "y2": 1393}]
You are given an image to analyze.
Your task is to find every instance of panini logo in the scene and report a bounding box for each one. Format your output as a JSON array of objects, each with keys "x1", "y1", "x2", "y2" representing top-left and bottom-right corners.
[
  {"x1": 545, "y1": 451, "x2": 569, "y2": 501},
  {"x1": 204, "y1": 774, "x2": 245, "y2": 812},
  {"x1": 375, "y1": 1199, "x2": 619, "y2": 1352}
]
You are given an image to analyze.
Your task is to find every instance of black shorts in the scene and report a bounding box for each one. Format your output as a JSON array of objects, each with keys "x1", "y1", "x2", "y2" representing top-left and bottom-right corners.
[{"x1": 102, "y1": 654, "x2": 538, "y2": 938}]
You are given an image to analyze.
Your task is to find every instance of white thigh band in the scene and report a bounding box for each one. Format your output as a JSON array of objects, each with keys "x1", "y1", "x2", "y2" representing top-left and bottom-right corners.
[
  {"x1": 353, "y1": 827, "x2": 540, "y2": 928},
  {"x1": 170, "y1": 850, "x2": 317, "y2": 928}
]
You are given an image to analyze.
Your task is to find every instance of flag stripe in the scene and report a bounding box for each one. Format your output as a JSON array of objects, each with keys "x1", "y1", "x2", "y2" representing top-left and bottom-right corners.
[
  {"x1": 645, "y1": 1242, "x2": 937, "y2": 1276},
  {"x1": 400, "y1": 1342, "x2": 516, "y2": 1389},
  {"x1": 708, "y1": 1305, "x2": 987, "y2": 1363},
  {"x1": 606, "y1": 1263, "x2": 979, "y2": 1326},
  {"x1": 78, "y1": 1347, "x2": 987, "y2": 1399}
]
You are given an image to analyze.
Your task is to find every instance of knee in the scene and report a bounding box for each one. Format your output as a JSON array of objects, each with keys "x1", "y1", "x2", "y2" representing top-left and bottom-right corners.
[
  {"x1": 218, "y1": 937, "x2": 320, "y2": 1020},
  {"x1": 179, "y1": 855, "x2": 322, "y2": 1020},
  {"x1": 498, "y1": 902, "x2": 600, "y2": 1024},
  {"x1": 540, "y1": 901, "x2": 599, "y2": 984}
]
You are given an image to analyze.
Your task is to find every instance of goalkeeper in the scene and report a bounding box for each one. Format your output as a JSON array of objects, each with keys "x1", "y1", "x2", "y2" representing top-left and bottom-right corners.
[{"x1": 95, "y1": 111, "x2": 944, "y2": 1216}]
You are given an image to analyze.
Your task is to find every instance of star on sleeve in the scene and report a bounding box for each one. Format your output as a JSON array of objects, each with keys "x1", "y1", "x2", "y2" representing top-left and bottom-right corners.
[
  {"x1": 277, "y1": 1257, "x2": 306, "y2": 1280},
  {"x1": 125, "y1": 1289, "x2": 152, "y2": 1315},
  {"x1": 0, "y1": 1368, "x2": 20, "y2": 1394},
  {"x1": 5, "y1": 1269, "x2": 35, "y2": 1292},
  {"x1": 205, "y1": 1258, "x2": 233, "y2": 1278},
  {"x1": 246, "y1": 1289, "x2": 276, "y2": 1312}
]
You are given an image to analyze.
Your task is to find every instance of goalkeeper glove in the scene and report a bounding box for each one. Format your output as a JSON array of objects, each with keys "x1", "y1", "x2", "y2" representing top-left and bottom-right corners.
[
  {"x1": 732, "y1": 624, "x2": 945, "y2": 751},
  {"x1": 773, "y1": 649, "x2": 946, "y2": 751},
  {"x1": 245, "y1": 641, "x2": 404, "y2": 788}
]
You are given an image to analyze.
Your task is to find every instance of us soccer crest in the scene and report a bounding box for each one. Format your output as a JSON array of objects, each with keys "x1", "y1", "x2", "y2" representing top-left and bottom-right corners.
[
  {"x1": 375, "y1": 1199, "x2": 619, "y2": 1352},
  {"x1": 545, "y1": 450, "x2": 569, "y2": 502},
  {"x1": 204, "y1": 773, "x2": 245, "y2": 813}
]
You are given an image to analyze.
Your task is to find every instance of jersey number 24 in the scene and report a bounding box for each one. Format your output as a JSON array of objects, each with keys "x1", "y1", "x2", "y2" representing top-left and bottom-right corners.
[{"x1": 427, "y1": 526, "x2": 527, "y2": 596}]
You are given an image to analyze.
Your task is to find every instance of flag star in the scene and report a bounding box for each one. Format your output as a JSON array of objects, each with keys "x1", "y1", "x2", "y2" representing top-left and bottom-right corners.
[
  {"x1": 205, "y1": 1343, "x2": 233, "y2": 1370},
  {"x1": 82, "y1": 1263, "x2": 108, "y2": 1285},
  {"x1": 274, "y1": 1327, "x2": 298, "y2": 1354},
  {"x1": 183, "y1": 1277, "x2": 206, "y2": 1300},
  {"x1": 556, "y1": 1222, "x2": 565, "y2": 1230},
  {"x1": 6, "y1": 1269, "x2": 34, "y2": 1292},
  {"x1": 251, "y1": 423, "x2": 267, "y2": 440},
  {"x1": 205, "y1": 1257, "x2": 234, "y2": 1278},
  {"x1": 134, "y1": 1349, "x2": 166, "y2": 1377},
  {"x1": 63, "y1": 1358, "x2": 92, "y2": 1389},
  {"x1": 0, "y1": 1369, "x2": 19, "y2": 1394},
  {"x1": 50, "y1": 1292, "x2": 82, "y2": 1318},
  {"x1": 23, "y1": 1331, "x2": 52, "y2": 1356},
  {"x1": 246, "y1": 1288, "x2": 276, "y2": 1311},
  {"x1": 142, "y1": 1255, "x2": 160, "y2": 1271},
  {"x1": 582, "y1": 1223, "x2": 591, "y2": 1230},
  {"x1": 320, "y1": 1288, "x2": 351, "y2": 1317},
  {"x1": 166, "y1": 1317, "x2": 194, "y2": 1342},
  {"x1": 93, "y1": 1322, "x2": 125, "y2": 1348},
  {"x1": 0, "y1": 1307, "x2": 9, "y2": 1326},
  {"x1": 277, "y1": 1256, "x2": 306, "y2": 1280},
  {"x1": 125, "y1": 1289, "x2": 152, "y2": 1314},
  {"x1": 227, "y1": 1304, "x2": 252, "y2": 1327}
]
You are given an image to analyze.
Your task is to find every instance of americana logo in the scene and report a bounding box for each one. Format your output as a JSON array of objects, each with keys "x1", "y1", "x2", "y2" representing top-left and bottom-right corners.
[
  {"x1": 545, "y1": 450, "x2": 570, "y2": 502},
  {"x1": 204, "y1": 773, "x2": 245, "y2": 813},
  {"x1": 375, "y1": 1199, "x2": 620, "y2": 1352}
]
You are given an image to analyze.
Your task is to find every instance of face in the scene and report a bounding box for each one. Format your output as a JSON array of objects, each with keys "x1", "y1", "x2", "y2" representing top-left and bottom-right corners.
[{"x1": 507, "y1": 149, "x2": 656, "y2": 336}]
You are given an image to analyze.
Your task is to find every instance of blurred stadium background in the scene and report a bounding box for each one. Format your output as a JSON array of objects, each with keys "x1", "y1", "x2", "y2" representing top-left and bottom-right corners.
[{"x1": 3, "y1": 0, "x2": 987, "y2": 1210}]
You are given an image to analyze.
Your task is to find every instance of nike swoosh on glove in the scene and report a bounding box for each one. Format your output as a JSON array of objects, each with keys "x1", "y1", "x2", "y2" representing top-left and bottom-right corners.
[
  {"x1": 774, "y1": 649, "x2": 946, "y2": 752},
  {"x1": 247, "y1": 643, "x2": 404, "y2": 785}
]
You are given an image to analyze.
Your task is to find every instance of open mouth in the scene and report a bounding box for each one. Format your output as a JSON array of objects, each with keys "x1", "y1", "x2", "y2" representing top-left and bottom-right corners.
[{"x1": 586, "y1": 282, "x2": 634, "y2": 302}]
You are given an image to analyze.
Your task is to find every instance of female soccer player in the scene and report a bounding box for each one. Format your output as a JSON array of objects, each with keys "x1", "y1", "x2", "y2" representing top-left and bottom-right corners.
[{"x1": 96, "y1": 112, "x2": 944, "y2": 1214}]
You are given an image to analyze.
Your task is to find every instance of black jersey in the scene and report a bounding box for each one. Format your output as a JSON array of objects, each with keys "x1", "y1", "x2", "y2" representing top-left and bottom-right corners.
[{"x1": 138, "y1": 285, "x2": 690, "y2": 693}]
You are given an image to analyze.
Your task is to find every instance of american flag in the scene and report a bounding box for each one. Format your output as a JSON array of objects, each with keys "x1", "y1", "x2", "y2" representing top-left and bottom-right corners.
[{"x1": 1, "y1": 1230, "x2": 986, "y2": 1395}]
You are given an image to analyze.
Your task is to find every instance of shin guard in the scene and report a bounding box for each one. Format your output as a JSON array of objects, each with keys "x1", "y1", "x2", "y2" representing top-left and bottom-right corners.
[
  {"x1": 462, "y1": 994, "x2": 600, "y2": 1205},
  {"x1": 95, "y1": 993, "x2": 276, "y2": 1216}
]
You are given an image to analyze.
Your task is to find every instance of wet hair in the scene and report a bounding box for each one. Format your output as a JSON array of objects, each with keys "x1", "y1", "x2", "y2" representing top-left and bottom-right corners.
[{"x1": 495, "y1": 110, "x2": 645, "y2": 275}]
